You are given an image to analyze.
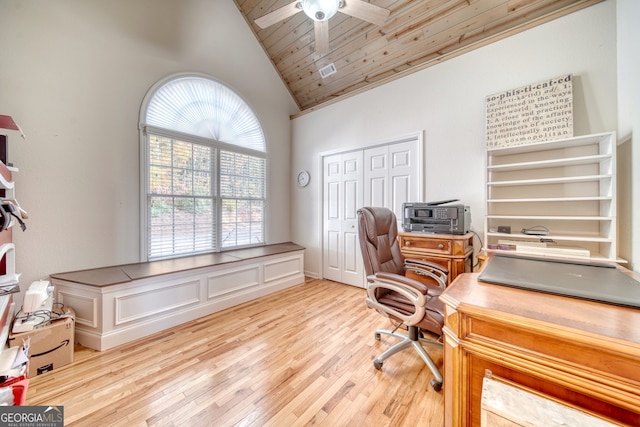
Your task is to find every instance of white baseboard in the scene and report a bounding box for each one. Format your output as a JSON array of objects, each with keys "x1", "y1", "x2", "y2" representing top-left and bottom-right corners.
[{"x1": 303, "y1": 270, "x2": 319, "y2": 279}]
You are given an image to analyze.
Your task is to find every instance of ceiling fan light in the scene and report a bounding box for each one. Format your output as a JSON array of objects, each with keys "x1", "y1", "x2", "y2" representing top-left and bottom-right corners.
[{"x1": 301, "y1": 0, "x2": 339, "y2": 22}]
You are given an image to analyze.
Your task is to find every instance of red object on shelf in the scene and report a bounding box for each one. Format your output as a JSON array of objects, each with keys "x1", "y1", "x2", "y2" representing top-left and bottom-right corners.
[
  {"x1": 11, "y1": 378, "x2": 29, "y2": 406},
  {"x1": 0, "y1": 115, "x2": 20, "y2": 131},
  {"x1": 0, "y1": 376, "x2": 29, "y2": 406},
  {"x1": 0, "y1": 115, "x2": 25, "y2": 139}
]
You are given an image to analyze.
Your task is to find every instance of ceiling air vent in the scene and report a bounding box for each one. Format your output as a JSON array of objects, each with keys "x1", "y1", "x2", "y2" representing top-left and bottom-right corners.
[{"x1": 319, "y1": 63, "x2": 337, "y2": 79}]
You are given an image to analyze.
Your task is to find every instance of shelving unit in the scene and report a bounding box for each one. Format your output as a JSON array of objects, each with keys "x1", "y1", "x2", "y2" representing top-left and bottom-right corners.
[
  {"x1": 484, "y1": 131, "x2": 620, "y2": 263},
  {"x1": 0, "y1": 120, "x2": 29, "y2": 404},
  {"x1": 0, "y1": 160, "x2": 18, "y2": 348}
]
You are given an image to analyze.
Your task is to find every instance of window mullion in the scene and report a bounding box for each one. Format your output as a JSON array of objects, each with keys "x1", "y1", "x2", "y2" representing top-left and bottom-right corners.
[
  {"x1": 191, "y1": 143, "x2": 195, "y2": 252},
  {"x1": 214, "y1": 148, "x2": 220, "y2": 251}
]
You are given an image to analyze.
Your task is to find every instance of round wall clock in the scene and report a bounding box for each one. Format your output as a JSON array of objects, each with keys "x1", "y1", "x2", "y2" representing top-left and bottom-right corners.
[{"x1": 297, "y1": 170, "x2": 310, "y2": 187}]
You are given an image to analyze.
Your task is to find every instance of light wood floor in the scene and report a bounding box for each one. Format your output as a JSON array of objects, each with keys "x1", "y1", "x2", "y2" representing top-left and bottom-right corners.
[{"x1": 26, "y1": 278, "x2": 444, "y2": 426}]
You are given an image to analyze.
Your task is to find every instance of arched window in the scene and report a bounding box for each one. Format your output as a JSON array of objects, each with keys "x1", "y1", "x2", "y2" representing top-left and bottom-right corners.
[{"x1": 140, "y1": 74, "x2": 266, "y2": 260}]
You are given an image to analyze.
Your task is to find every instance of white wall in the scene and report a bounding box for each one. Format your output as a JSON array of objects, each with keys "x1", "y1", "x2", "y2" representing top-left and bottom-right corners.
[
  {"x1": 0, "y1": 0, "x2": 299, "y2": 289},
  {"x1": 291, "y1": 1, "x2": 622, "y2": 277},
  {"x1": 617, "y1": 0, "x2": 640, "y2": 271}
]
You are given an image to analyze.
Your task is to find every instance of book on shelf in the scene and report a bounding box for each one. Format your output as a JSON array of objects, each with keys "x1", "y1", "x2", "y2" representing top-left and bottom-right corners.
[
  {"x1": 0, "y1": 295, "x2": 14, "y2": 354},
  {"x1": 0, "y1": 274, "x2": 20, "y2": 296},
  {"x1": 514, "y1": 245, "x2": 591, "y2": 258},
  {"x1": 498, "y1": 239, "x2": 549, "y2": 249}
]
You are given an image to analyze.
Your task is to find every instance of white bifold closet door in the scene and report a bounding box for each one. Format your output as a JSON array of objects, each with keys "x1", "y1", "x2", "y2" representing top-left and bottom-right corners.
[{"x1": 323, "y1": 136, "x2": 422, "y2": 287}]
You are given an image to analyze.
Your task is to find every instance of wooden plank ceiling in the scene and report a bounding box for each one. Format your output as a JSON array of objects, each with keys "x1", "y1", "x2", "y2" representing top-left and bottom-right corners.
[{"x1": 234, "y1": 0, "x2": 602, "y2": 114}]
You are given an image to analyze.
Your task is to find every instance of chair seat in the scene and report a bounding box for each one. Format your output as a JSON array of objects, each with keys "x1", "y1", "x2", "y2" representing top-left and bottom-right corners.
[{"x1": 379, "y1": 290, "x2": 445, "y2": 335}]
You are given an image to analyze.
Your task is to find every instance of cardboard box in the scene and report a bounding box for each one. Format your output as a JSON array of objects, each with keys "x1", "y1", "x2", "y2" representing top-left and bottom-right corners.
[{"x1": 8, "y1": 311, "x2": 74, "y2": 377}]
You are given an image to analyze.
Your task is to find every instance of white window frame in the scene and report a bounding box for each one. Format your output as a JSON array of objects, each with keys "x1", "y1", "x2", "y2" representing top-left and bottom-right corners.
[{"x1": 139, "y1": 74, "x2": 267, "y2": 261}]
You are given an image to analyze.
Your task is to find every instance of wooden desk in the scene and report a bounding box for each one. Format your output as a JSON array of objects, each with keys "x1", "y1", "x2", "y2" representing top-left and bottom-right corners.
[
  {"x1": 398, "y1": 232, "x2": 474, "y2": 284},
  {"x1": 440, "y1": 272, "x2": 640, "y2": 426}
]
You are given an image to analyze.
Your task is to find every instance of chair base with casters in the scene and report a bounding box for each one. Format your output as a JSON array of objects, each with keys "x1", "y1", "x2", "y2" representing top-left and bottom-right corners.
[
  {"x1": 372, "y1": 324, "x2": 444, "y2": 391},
  {"x1": 364, "y1": 270, "x2": 447, "y2": 391}
]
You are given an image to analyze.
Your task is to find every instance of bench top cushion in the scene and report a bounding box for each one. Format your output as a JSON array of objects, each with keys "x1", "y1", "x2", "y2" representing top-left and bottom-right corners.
[{"x1": 49, "y1": 242, "x2": 304, "y2": 287}]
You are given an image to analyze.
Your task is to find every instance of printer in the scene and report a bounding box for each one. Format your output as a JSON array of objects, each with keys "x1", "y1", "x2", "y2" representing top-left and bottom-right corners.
[{"x1": 402, "y1": 199, "x2": 471, "y2": 234}]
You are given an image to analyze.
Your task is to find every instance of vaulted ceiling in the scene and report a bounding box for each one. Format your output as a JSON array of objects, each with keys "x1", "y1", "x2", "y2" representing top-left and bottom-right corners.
[{"x1": 234, "y1": 0, "x2": 602, "y2": 115}]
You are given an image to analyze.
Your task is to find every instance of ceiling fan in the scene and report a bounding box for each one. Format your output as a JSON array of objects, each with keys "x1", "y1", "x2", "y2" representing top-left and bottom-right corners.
[{"x1": 254, "y1": 0, "x2": 390, "y2": 54}]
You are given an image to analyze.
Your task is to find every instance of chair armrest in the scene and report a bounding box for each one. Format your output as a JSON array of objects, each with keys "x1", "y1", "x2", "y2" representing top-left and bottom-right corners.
[
  {"x1": 374, "y1": 272, "x2": 431, "y2": 294},
  {"x1": 366, "y1": 272, "x2": 434, "y2": 326},
  {"x1": 404, "y1": 258, "x2": 448, "y2": 290},
  {"x1": 404, "y1": 258, "x2": 448, "y2": 275}
]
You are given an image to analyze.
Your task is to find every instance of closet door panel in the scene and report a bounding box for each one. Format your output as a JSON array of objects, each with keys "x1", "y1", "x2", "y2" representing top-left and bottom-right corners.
[{"x1": 323, "y1": 134, "x2": 423, "y2": 286}]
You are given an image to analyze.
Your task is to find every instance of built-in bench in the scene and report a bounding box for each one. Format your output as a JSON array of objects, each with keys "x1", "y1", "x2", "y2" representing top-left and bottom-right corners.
[{"x1": 49, "y1": 242, "x2": 305, "y2": 351}]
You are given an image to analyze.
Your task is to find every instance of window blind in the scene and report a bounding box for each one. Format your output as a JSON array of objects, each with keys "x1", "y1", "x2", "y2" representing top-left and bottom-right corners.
[{"x1": 142, "y1": 75, "x2": 267, "y2": 260}]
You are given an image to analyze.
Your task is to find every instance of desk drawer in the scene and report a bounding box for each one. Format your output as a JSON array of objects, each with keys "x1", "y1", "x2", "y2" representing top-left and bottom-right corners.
[{"x1": 400, "y1": 236, "x2": 452, "y2": 255}]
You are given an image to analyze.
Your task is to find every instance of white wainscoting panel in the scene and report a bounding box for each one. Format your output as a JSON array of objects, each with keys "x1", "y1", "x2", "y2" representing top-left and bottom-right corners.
[
  {"x1": 58, "y1": 290, "x2": 99, "y2": 328},
  {"x1": 264, "y1": 255, "x2": 304, "y2": 283},
  {"x1": 207, "y1": 265, "x2": 261, "y2": 299},
  {"x1": 115, "y1": 279, "x2": 201, "y2": 325}
]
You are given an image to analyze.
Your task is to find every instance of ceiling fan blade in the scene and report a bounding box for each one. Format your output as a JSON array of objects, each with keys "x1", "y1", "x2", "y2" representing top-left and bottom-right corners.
[
  {"x1": 340, "y1": 0, "x2": 390, "y2": 27},
  {"x1": 254, "y1": 1, "x2": 302, "y2": 29},
  {"x1": 314, "y1": 20, "x2": 330, "y2": 55}
]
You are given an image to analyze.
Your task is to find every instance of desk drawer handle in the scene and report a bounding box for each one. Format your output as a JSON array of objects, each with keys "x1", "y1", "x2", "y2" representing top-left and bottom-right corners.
[{"x1": 438, "y1": 243, "x2": 444, "y2": 249}]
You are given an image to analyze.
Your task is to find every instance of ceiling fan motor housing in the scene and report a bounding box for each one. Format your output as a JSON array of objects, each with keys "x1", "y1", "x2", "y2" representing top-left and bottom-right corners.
[
  {"x1": 255, "y1": 0, "x2": 389, "y2": 56},
  {"x1": 301, "y1": 0, "x2": 340, "y2": 22}
]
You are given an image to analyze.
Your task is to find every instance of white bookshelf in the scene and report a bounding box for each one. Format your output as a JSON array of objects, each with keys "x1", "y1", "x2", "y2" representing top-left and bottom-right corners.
[{"x1": 484, "y1": 131, "x2": 621, "y2": 263}]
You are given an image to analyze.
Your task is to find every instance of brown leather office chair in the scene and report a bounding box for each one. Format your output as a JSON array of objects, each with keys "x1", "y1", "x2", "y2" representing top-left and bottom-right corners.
[{"x1": 357, "y1": 206, "x2": 447, "y2": 391}]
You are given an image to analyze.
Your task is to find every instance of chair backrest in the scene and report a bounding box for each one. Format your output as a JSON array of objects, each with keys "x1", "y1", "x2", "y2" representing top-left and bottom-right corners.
[{"x1": 357, "y1": 207, "x2": 405, "y2": 277}]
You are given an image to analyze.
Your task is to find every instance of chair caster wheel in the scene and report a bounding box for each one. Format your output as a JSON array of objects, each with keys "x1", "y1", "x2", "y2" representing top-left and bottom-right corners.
[
  {"x1": 430, "y1": 379, "x2": 442, "y2": 391},
  {"x1": 374, "y1": 332, "x2": 381, "y2": 341},
  {"x1": 373, "y1": 360, "x2": 383, "y2": 370}
]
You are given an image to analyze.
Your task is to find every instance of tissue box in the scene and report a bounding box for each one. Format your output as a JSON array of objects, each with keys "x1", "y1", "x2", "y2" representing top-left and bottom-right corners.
[{"x1": 8, "y1": 310, "x2": 75, "y2": 377}]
